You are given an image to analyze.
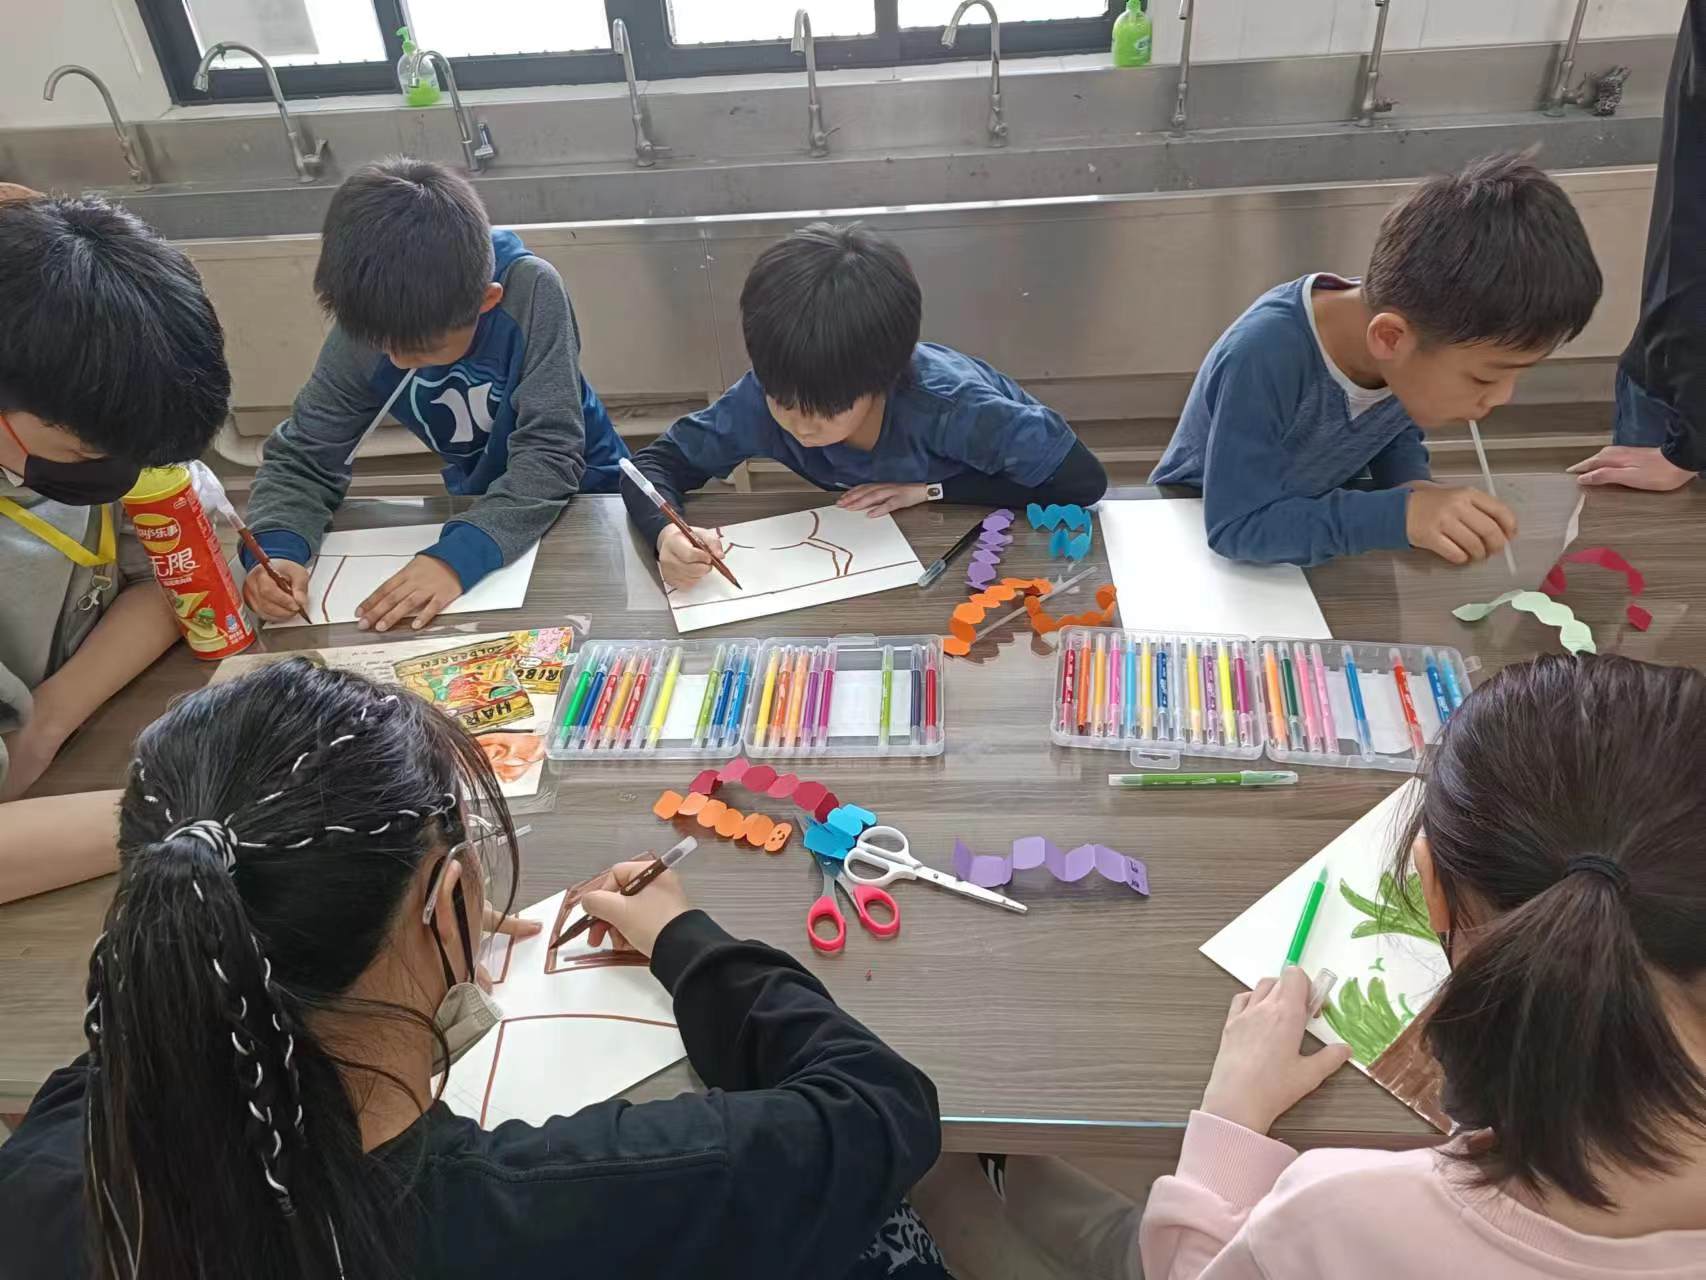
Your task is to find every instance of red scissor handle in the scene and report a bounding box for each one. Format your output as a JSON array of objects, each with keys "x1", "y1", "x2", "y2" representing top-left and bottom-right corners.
[
  {"x1": 807, "y1": 892, "x2": 846, "y2": 953},
  {"x1": 850, "y1": 883, "x2": 901, "y2": 938}
]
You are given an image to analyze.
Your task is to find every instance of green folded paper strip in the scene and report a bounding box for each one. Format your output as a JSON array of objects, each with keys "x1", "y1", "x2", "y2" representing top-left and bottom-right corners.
[{"x1": 1452, "y1": 589, "x2": 1596, "y2": 654}]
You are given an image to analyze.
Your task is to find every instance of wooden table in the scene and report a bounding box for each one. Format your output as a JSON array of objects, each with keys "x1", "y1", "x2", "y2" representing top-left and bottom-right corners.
[{"x1": 5, "y1": 478, "x2": 1703, "y2": 1157}]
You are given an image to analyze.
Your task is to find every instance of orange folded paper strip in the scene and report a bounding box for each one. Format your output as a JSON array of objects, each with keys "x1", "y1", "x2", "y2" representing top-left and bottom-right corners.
[
  {"x1": 942, "y1": 576, "x2": 1052, "y2": 657},
  {"x1": 1025, "y1": 583, "x2": 1117, "y2": 635}
]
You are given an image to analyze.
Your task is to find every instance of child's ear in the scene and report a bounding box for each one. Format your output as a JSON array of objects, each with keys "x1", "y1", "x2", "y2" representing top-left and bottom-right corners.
[
  {"x1": 479, "y1": 282, "x2": 504, "y2": 316},
  {"x1": 1366, "y1": 310, "x2": 1415, "y2": 362},
  {"x1": 1412, "y1": 833, "x2": 1452, "y2": 933}
]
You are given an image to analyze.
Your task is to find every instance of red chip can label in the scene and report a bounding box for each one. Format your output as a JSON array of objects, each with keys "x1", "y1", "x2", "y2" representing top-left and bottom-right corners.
[{"x1": 123, "y1": 466, "x2": 255, "y2": 660}]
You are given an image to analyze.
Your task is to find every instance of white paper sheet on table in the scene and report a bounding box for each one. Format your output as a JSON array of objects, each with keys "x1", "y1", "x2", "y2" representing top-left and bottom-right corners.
[
  {"x1": 271, "y1": 525, "x2": 539, "y2": 627},
  {"x1": 443, "y1": 890, "x2": 685, "y2": 1130},
  {"x1": 1099, "y1": 500, "x2": 1331, "y2": 639},
  {"x1": 1200, "y1": 781, "x2": 1448, "y2": 1084},
  {"x1": 666, "y1": 505, "x2": 923, "y2": 633}
]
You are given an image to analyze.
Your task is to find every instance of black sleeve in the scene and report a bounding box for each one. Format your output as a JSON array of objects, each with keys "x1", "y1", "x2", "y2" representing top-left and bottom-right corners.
[
  {"x1": 940, "y1": 436, "x2": 1108, "y2": 508},
  {"x1": 1625, "y1": 3, "x2": 1706, "y2": 473},
  {"x1": 419, "y1": 911, "x2": 942, "y2": 1278},
  {"x1": 0, "y1": 1058, "x2": 92, "y2": 1277}
]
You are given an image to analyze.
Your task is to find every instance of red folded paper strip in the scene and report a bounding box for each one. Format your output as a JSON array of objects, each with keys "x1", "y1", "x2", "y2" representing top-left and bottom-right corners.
[{"x1": 1540, "y1": 547, "x2": 1652, "y2": 631}]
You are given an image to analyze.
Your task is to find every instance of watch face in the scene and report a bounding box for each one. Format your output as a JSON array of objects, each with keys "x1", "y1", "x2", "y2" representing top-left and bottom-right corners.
[{"x1": 926, "y1": 484, "x2": 944, "y2": 501}]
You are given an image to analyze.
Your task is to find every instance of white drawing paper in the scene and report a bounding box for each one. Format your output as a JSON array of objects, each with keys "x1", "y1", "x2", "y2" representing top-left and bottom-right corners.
[
  {"x1": 1200, "y1": 782, "x2": 1449, "y2": 1102},
  {"x1": 443, "y1": 891, "x2": 686, "y2": 1130},
  {"x1": 271, "y1": 525, "x2": 539, "y2": 627},
  {"x1": 666, "y1": 505, "x2": 924, "y2": 633},
  {"x1": 1099, "y1": 500, "x2": 1331, "y2": 639}
]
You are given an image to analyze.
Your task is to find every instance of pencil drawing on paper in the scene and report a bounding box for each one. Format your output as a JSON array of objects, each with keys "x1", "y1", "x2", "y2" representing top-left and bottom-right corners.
[{"x1": 664, "y1": 503, "x2": 925, "y2": 632}]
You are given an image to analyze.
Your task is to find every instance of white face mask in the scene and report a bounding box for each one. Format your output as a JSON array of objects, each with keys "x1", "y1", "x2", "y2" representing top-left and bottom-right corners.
[{"x1": 432, "y1": 979, "x2": 502, "y2": 1074}]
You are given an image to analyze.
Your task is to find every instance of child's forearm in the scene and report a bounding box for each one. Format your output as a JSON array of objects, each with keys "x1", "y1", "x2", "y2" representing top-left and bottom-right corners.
[
  {"x1": 942, "y1": 439, "x2": 1108, "y2": 509},
  {"x1": 27, "y1": 584, "x2": 178, "y2": 746},
  {"x1": 622, "y1": 437, "x2": 718, "y2": 552},
  {"x1": 0, "y1": 790, "x2": 122, "y2": 904}
]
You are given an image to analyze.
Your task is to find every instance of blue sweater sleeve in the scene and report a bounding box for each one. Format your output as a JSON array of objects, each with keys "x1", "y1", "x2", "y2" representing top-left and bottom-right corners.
[
  {"x1": 1201, "y1": 354, "x2": 1411, "y2": 566},
  {"x1": 1366, "y1": 422, "x2": 1432, "y2": 489},
  {"x1": 946, "y1": 387, "x2": 1078, "y2": 487}
]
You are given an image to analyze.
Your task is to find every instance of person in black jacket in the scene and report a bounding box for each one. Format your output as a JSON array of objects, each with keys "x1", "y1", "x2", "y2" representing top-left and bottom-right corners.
[
  {"x1": 1571, "y1": 0, "x2": 1706, "y2": 491},
  {"x1": 0, "y1": 658, "x2": 948, "y2": 1280}
]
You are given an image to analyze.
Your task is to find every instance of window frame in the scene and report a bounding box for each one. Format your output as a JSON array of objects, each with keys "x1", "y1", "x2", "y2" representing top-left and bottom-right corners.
[{"x1": 136, "y1": 0, "x2": 1121, "y2": 105}]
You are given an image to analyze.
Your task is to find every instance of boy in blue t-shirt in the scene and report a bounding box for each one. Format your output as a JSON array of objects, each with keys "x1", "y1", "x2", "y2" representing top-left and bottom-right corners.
[
  {"x1": 1151, "y1": 153, "x2": 1603, "y2": 567},
  {"x1": 241, "y1": 159, "x2": 628, "y2": 630},
  {"x1": 622, "y1": 222, "x2": 1106, "y2": 588}
]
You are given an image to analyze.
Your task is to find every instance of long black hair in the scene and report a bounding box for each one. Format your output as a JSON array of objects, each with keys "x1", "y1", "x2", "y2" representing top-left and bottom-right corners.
[
  {"x1": 83, "y1": 658, "x2": 518, "y2": 1280},
  {"x1": 1398, "y1": 653, "x2": 1706, "y2": 1207}
]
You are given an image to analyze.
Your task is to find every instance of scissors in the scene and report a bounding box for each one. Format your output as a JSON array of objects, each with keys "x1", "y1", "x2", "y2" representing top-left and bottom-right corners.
[
  {"x1": 841, "y1": 826, "x2": 1028, "y2": 915},
  {"x1": 808, "y1": 853, "x2": 900, "y2": 953}
]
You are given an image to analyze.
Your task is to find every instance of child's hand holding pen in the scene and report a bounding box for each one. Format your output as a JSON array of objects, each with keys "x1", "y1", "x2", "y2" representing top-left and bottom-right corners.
[
  {"x1": 657, "y1": 524, "x2": 732, "y2": 590},
  {"x1": 578, "y1": 860, "x2": 693, "y2": 957},
  {"x1": 1198, "y1": 967, "x2": 1354, "y2": 1136}
]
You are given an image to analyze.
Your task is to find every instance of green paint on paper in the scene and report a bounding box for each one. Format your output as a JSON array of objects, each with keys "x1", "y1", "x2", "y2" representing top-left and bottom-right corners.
[
  {"x1": 1371, "y1": 957, "x2": 1386, "y2": 972},
  {"x1": 1321, "y1": 977, "x2": 1415, "y2": 1065},
  {"x1": 1341, "y1": 872, "x2": 1434, "y2": 943}
]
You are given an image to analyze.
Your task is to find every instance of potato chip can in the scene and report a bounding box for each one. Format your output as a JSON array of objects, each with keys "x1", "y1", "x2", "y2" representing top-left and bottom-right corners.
[{"x1": 122, "y1": 465, "x2": 255, "y2": 660}]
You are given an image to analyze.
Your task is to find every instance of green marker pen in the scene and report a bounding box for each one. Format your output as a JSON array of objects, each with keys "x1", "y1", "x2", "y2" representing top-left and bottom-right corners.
[
  {"x1": 692, "y1": 644, "x2": 726, "y2": 747},
  {"x1": 1107, "y1": 771, "x2": 1298, "y2": 788},
  {"x1": 878, "y1": 645, "x2": 894, "y2": 747},
  {"x1": 1284, "y1": 864, "x2": 1330, "y2": 968},
  {"x1": 558, "y1": 645, "x2": 599, "y2": 736}
]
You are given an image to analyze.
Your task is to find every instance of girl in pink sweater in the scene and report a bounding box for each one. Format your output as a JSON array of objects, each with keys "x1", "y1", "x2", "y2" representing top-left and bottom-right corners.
[{"x1": 1141, "y1": 653, "x2": 1706, "y2": 1279}]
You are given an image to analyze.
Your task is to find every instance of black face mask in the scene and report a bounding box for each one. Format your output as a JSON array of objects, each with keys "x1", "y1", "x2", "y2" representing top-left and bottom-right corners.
[{"x1": 1, "y1": 415, "x2": 140, "y2": 505}]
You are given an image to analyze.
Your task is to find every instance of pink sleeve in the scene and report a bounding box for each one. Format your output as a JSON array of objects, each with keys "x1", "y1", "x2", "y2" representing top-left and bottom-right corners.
[{"x1": 1138, "y1": 1111, "x2": 1299, "y2": 1280}]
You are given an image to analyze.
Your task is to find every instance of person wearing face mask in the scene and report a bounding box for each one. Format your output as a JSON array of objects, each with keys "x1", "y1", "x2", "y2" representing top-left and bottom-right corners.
[
  {"x1": 0, "y1": 190, "x2": 231, "y2": 902},
  {"x1": 0, "y1": 660, "x2": 952, "y2": 1280}
]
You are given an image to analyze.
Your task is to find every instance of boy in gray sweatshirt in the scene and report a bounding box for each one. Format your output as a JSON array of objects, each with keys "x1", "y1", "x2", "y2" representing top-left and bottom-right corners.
[
  {"x1": 241, "y1": 158, "x2": 627, "y2": 632},
  {"x1": 0, "y1": 191, "x2": 230, "y2": 901}
]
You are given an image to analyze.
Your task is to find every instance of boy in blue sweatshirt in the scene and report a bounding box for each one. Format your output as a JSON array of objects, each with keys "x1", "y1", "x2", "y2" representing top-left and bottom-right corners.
[
  {"x1": 1151, "y1": 153, "x2": 1602, "y2": 567},
  {"x1": 242, "y1": 159, "x2": 628, "y2": 630},
  {"x1": 621, "y1": 222, "x2": 1106, "y2": 589}
]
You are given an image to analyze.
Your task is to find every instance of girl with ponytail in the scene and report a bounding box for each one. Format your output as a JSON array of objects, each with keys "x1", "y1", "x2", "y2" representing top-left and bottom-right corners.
[
  {"x1": 1138, "y1": 653, "x2": 1706, "y2": 1278},
  {"x1": 0, "y1": 658, "x2": 947, "y2": 1280}
]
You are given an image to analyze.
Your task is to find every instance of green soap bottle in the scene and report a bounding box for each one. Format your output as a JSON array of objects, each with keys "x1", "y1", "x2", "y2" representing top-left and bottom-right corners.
[
  {"x1": 397, "y1": 27, "x2": 442, "y2": 107},
  {"x1": 1112, "y1": 0, "x2": 1153, "y2": 68}
]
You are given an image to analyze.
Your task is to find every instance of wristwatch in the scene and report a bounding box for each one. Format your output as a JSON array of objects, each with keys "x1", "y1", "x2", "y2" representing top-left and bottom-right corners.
[{"x1": 924, "y1": 483, "x2": 944, "y2": 502}]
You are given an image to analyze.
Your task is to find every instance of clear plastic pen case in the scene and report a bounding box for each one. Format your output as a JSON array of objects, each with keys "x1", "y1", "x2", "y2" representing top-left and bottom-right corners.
[
  {"x1": 545, "y1": 637, "x2": 760, "y2": 761},
  {"x1": 741, "y1": 634, "x2": 946, "y2": 760},
  {"x1": 1048, "y1": 627, "x2": 1474, "y2": 774},
  {"x1": 1049, "y1": 627, "x2": 1266, "y2": 764},
  {"x1": 1255, "y1": 635, "x2": 1473, "y2": 773}
]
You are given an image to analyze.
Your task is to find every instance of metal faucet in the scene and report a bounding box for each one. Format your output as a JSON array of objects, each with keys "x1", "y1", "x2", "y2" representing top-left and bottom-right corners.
[
  {"x1": 193, "y1": 41, "x2": 326, "y2": 182},
  {"x1": 1171, "y1": 0, "x2": 1194, "y2": 135},
  {"x1": 612, "y1": 19, "x2": 668, "y2": 167},
  {"x1": 1355, "y1": 0, "x2": 1396, "y2": 127},
  {"x1": 402, "y1": 48, "x2": 496, "y2": 173},
  {"x1": 42, "y1": 64, "x2": 149, "y2": 187},
  {"x1": 942, "y1": 0, "x2": 1007, "y2": 148},
  {"x1": 1542, "y1": 0, "x2": 1591, "y2": 115},
  {"x1": 791, "y1": 10, "x2": 832, "y2": 157}
]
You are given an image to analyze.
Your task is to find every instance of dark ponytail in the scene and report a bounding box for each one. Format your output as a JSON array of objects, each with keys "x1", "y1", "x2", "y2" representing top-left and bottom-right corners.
[
  {"x1": 1399, "y1": 654, "x2": 1706, "y2": 1207},
  {"x1": 83, "y1": 659, "x2": 516, "y2": 1280}
]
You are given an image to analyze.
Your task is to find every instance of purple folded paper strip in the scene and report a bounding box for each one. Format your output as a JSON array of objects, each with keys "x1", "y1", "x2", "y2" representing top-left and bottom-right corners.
[
  {"x1": 951, "y1": 837, "x2": 1150, "y2": 896},
  {"x1": 965, "y1": 508, "x2": 1017, "y2": 589}
]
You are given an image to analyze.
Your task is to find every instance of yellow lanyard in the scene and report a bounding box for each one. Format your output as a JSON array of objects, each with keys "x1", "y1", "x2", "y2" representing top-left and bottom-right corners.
[{"x1": 0, "y1": 497, "x2": 116, "y2": 568}]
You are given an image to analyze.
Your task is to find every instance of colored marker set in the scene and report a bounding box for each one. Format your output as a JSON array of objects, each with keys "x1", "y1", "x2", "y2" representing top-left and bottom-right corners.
[
  {"x1": 1259, "y1": 637, "x2": 1471, "y2": 773},
  {"x1": 1049, "y1": 627, "x2": 1473, "y2": 774},
  {"x1": 1050, "y1": 628, "x2": 1266, "y2": 765},
  {"x1": 743, "y1": 635, "x2": 945, "y2": 759},
  {"x1": 546, "y1": 638, "x2": 760, "y2": 760}
]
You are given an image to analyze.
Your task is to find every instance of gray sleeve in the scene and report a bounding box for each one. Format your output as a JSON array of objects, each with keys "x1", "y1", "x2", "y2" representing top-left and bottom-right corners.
[
  {"x1": 445, "y1": 256, "x2": 588, "y2": 564},
  {"x1": 243, "y1": 326, "x2": 385, "y2": 562}
]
